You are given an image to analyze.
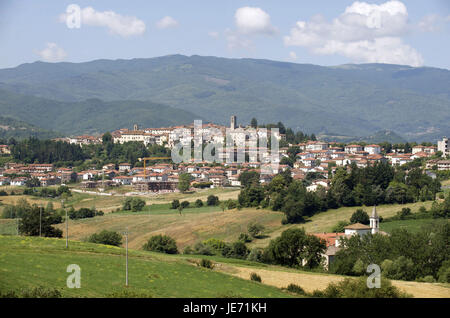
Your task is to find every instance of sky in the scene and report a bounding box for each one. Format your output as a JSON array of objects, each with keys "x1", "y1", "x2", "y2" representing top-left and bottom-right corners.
[{"x1": 0, "y1": 0, "x2": 449, "y2": 69}]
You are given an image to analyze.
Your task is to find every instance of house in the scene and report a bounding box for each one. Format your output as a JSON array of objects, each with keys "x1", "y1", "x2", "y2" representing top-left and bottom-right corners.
[
  {"x1": 345, "y1": 144, "x2": 364, "y2": 154},
  {"x1": 10, "y1": 177, "x2": 28, "y2": 186},
  {"x1": 209, "y1": 175, "x2": 227, "y2": 188},
  {"x1": 0, "y1": 145, "x2": 11, "y2": 154},
  {"x1": 102, "y1": 163, "x2": 116, "y2": 171},
  {"x1": 436, "y1": 160, "x2": 450, "y2": 171},
  {"x1": 118, "y1": 163, "x2": 132, "y2": 173},
  {"x1": 364, "y1": 144, "x2": 381, "y2": 155},
  {"x1": 0, "y1": 176, "x2": 10, "y2": 185},
  {"x1": 112, "y1": 176, "x2": 133, "y2": 185}
]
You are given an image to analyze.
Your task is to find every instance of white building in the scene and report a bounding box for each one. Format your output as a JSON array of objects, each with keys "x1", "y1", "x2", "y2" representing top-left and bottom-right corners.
[
  {"x1": 364, "y1": 144, "x2": 381, "y2": 155},
  {"x1": 438, "y1": 137, "x2": 449, "y2": 157}
]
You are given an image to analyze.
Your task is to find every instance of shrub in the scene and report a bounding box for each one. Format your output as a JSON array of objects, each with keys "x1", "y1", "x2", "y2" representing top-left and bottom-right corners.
[
  {"x1": 143, "y1": 235, "x2": 178, "y2": 254},
  {"x1": 170, "y1": 199, "x2": 180, "y2": 209},
  {"x1": 381, "y1": 256, "x2": 416, "y2": 281},
  {"x1": 286, "y1": 284, "x2": 305, "y2": 295},
  {"x1": 238, "y1": 233, "x2": 252, "y2": 243},
  {"x1": 203, "y1": 238, "x2": 227, "y2": 253},
  {"x1": 250, "y1": 272, "x2": 261, "y2": 283},
  {"x1": 225, "y1": 199, "x2": 237, "y2": 209},
  {"x1": 88, "y1": 230, "x2": 122, "y2": 246},
  {"x1": 181, "y1": 201, "x2": 190, "y2": 209},
  {"x1": 0, "y1": 190, "x2": 7, "y2": 196},
  {"x1": 247, "y1": 222, "x2": 265, "y2": 238},
  {"x1": 247, "y1": 248, "x2": 263, "y2": 262},
  {"x1": 206, "y1": 195, "x2": 219, "y2": 206},
  {"x1": 416, "y1": 275, "x2": 436, "y2": 283},
  {"x1": 123, "y1": 197, "x2": 146, "y2": 212},
  {"x1": 193, "y1": 242, "x2": 214, "y2": 256},
  {"x1": 194, "y1": 199, "x2": 203, "y2": 208},
  {"x1": 107, "y1": 290, "x2": 152, "y2": 298},
  {"x1": 312, "y1": 277, "x2": 410, "y2": 298},
  {"x1": 0, "y1": 287, "x2": 62, "y2": 298},
  {"x1": 199, "y1": 259, "x2": 214, "y2": 269},
  {"x1": 228, "y1": 241, "x2": 249, "y2": 259},
  {"x1": 437, "y1": 261, "x2": 450, "y2": 283},
  {"x1": 183, "y1": 246, "x2": 193, "y2": 254}
]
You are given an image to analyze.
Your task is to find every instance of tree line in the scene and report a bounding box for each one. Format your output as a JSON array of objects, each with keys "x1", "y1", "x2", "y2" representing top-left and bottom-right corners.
[{"x1": 238, "y1": 162, "x2": 441, "y2": 224}]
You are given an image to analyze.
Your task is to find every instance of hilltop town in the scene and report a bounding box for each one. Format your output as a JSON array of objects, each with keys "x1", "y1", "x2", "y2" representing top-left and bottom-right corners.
[{"x1": 1, "y1": 117, "x2": 449, "y2": 193}]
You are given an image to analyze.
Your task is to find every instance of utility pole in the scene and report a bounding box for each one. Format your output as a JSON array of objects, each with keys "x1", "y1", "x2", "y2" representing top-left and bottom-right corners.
[
  {"x1": 39, "y1": 205, "x2": 42, "y2": 237},
  {"x1": 123, "y1": 228, "x2": 129, "y2": 287},
  {"x1": 62, "y1": 199, "x2": 68, "y2": 248}
]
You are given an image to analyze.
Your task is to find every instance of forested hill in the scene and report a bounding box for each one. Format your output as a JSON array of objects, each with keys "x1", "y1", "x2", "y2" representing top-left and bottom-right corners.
[
  {"x1": 0, "y1": 55, "x2": 449, "y2": 141},
  {"x1": 0, "y1": 89, "x2": 200, "y2": 136},
  {"x1": 0, "y1": 116, "x2": 62, "y2": 140}
]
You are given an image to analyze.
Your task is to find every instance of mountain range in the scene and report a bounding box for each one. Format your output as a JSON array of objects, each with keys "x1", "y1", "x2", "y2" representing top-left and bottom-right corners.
[{"x1": 0, "y1": 54, "x2": 448, "y2": 141}]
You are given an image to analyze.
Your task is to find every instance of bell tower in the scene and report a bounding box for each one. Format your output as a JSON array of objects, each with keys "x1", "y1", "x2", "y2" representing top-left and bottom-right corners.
[{"x1": 370, "y1": 205, "x2": 379, "y2": 234}]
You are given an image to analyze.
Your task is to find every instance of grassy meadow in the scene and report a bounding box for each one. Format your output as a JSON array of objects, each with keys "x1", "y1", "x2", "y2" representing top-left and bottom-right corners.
[{"x1": 0, "y1": 235, "x2": 291, "y2": 298}]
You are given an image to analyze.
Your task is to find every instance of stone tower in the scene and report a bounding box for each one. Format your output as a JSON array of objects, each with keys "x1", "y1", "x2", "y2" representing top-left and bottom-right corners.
[
  {"x1": 133, "y1": 124, "x2": 139, "y2": 131},
  {"x1": 230, "y1": 115, "x2": 237, "y2": 130},
  {"x1": 370, "y1": 205, "x2": 379, "y2": 234}
]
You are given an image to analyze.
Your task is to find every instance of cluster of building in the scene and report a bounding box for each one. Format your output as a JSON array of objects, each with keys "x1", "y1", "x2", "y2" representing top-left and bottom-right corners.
[
  {"x1": 2, "y1": 115, "x2": 449, "y2": 192},
  {"x1": 0, "y1": 163, "x2": 74, "y2": 186}
]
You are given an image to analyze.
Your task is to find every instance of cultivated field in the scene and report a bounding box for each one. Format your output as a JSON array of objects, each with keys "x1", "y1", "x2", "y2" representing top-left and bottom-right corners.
[
  {"x1": 215, "y1": 263, "x2": 450, "y2": 298},
  {"x1": 55, "y1": 205, "x2": 283, "y2": 250}
]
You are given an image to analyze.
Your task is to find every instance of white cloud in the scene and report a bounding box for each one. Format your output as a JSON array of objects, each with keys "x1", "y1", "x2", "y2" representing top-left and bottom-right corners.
[
  {"x1": 418, "y1": 14, "x2": 449, "y2": 32},
  {"x1": 36, "y1": 43, "x2": 67, "y2": 62},
  {"x1": 234, "y1": 7, "x2": 276, "y2": 35},
  {"x1": 284, "y1": 1, "x2": 424, "y2": 66},
  {"x1": 156, "y1": 16, "x2": 178, "y2": 29},
  {"x1": 208, "y1": 31, "x2": 220, "y2": 38},
  {"x1": 289, "y1": 51, "x2": 297, "y2": 60},
  {"x1": 225, "y1": 29, "x2": 252, "y2": 50},
  {"x1": 60, "y1": 6, "x2": 145, "y2": 37}
]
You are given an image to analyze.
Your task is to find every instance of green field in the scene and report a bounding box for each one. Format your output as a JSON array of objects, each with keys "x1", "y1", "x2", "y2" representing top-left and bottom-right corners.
[
  {"x1": 380, "y1": 218, "x2": 449, "y2": 234},
  {"x1": 0, "y1": 235, "x2": 291, "y2": 298}
]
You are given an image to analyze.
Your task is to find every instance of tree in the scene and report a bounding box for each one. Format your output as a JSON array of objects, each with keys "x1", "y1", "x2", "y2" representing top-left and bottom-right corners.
[
  {"x1": 25, "y1": 177, "x2": 41, "y2": 188},
  {"x1": 238, "y1": 170, "x2": 260, "y2": 188},
  {"x1": 88, "y1": 230, "x2": 122, "y2": 246},
  {"x1": 247, "y1": 222, "x2": 265, "y2": 238},
  {"x1": 143, "y1": 235, "x2": 178, "y2": 254},
  {"x1": 206, "y1": 195, "x2": 219, "y2": 206},
  {"x1": 102, "y1": 132, "x2": 113, "y2": 144},
  {"x1": 350, "y1": 209, "x2": 370, "y2": 225},
  {"x1": 171, "y1": 199, "x2": 180, "y2": 209},
  {"x1": 123, "y1": 197, "x2": 146, "y2": 212},
  {"x1": 250, "y1": 118, "x2": 258, "y2": 128},
  {"x1": 194, "y1": 199, "x2": 203, "y2": 208},
  {"x1": 264, "y1": 228, "x2": 326, "y2": 268},
  {"x1": 178, "y1": 173, "x2": 192, "y2": 192},
  {"x1": 19, "y1": 205, "x2": 62, "y2": 237}
]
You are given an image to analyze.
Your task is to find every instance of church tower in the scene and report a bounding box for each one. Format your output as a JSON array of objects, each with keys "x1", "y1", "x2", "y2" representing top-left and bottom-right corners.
[
  {"x1": 370, "y1": 205, "x2": 379, "y2": 234},
  {"x1": 230, "y1": 115, "x2": 237, "y2": 130}
]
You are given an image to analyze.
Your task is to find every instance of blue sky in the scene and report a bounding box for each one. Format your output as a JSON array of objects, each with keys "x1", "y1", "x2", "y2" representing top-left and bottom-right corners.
[{"x1": 0, "y1": 0, "x2": 449, "y2": 69}]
